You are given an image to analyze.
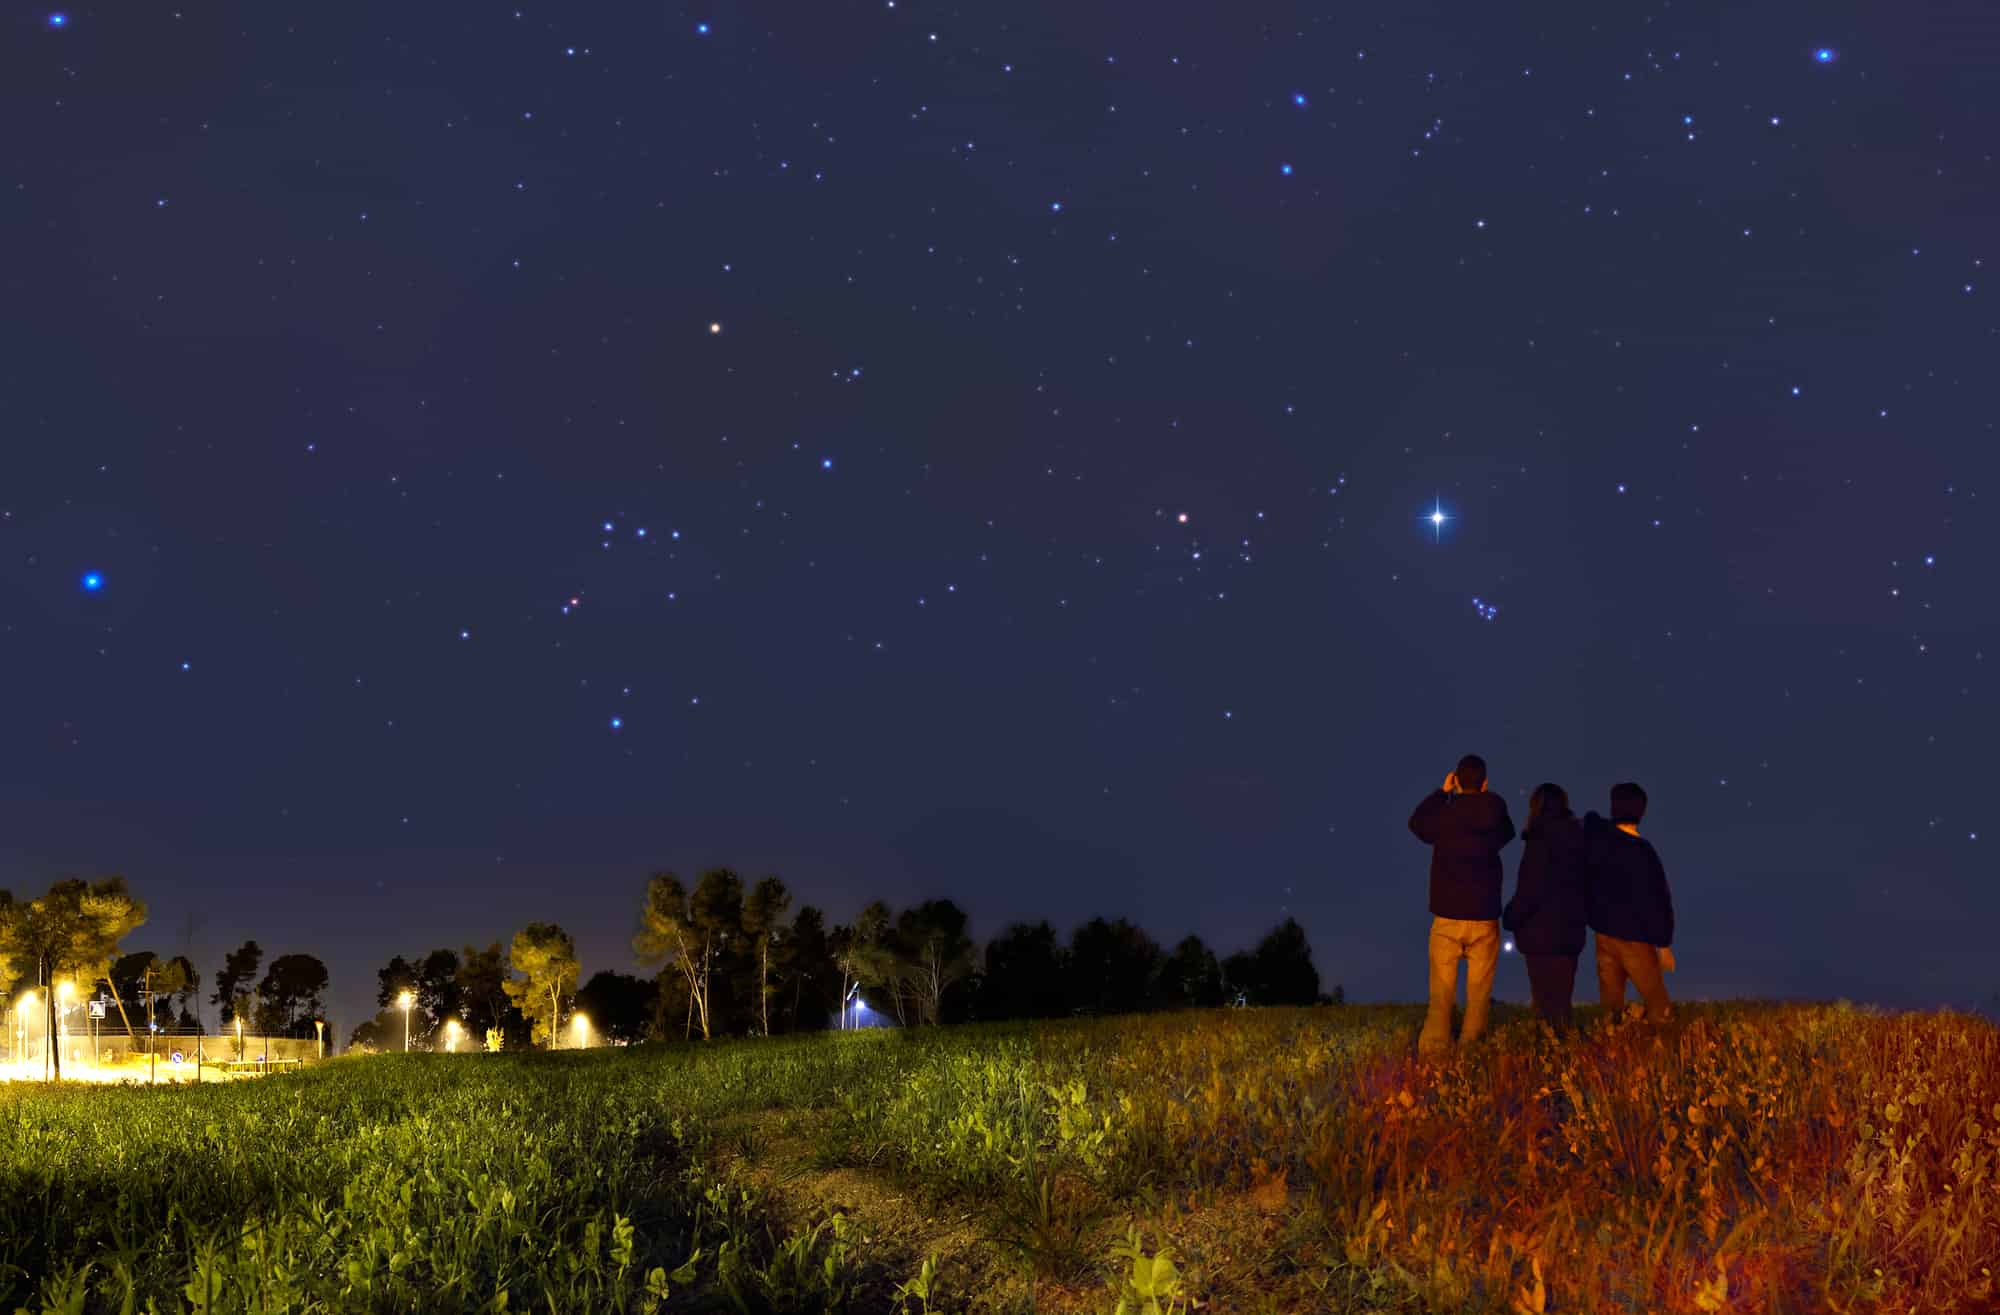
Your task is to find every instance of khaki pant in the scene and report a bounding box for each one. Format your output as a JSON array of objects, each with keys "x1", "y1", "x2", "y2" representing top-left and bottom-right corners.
[
  {"x1": 1419, "y1": 917, "x2": 1499, "y2": 1054},
  {"x1": 1595, "y1": 933, "x2": 1672, "y2": 1021}
]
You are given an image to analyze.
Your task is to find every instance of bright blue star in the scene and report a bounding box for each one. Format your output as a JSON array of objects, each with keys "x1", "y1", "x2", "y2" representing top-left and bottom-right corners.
[
  {"x1": 1291, "y1": 91, "x2": 1307, "y2": 107},
  {"x1": 47, "y1": 12, "x2": 68, "y2": 28},
  {"x1": 696, "y1": 22, "x2": 710, "y2": 35},
  {"x1": 1050, "y1": 201, "x2": 1063, "y2": 213},
  {"x1": 1280, "y1": 162, "x2": 1294, "y2": 176},
  {"x1": 821, "y1": 457, "x2": 834, "y2": 470},
  {"x1": 80, "y1": 571, "x2": 104, "y2": 592},
  {"x1": 1424, "y1": 498, "x2": 1451, "y2": 543},
  {"x1": 1813, "y1": 47, "x2": 1836, "y2": 64},
  {"x1": 609, "y1": 716, "x2": 624, "y2": 731}
]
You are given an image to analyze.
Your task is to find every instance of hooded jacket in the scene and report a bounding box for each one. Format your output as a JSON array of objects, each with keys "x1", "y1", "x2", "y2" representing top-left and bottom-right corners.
[
  {"x1": 1583, "y1": 811, "x2": 1675, "y2": 946},
  {"x1": 1408, "y1": 789, "x2": 1517, "y2": 920},
  {"x1": 1502, "y1": 809, "x2": 1589, "y2": 957}
]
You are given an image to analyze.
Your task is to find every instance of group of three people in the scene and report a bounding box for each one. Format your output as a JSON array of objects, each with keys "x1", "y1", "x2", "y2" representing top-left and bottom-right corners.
[{"x1": 1409, "y1": 753, "x2": 1677, "y2": 1055}]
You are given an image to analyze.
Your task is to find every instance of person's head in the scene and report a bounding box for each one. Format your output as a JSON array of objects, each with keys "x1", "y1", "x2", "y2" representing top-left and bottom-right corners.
[
  {"x1": 1610, "y1": 782, "x2": 1648, "y2": 824},
  {"x1": 1454, "y1": 754, "x2": 1488, "y2": 792},
  {"x1": 1528, "y1": 782, "x2": 1570, "y2": 826}
]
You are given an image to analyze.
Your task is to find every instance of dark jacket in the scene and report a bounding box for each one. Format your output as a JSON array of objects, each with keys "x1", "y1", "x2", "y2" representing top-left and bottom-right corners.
[
  {"x1": 1408, "y1": 789, "x2": 1517, "y2": 920},
  {"x1": 1583, "y1": 812, "x2": 1674, "y2": 946},
  {"x1": 1502, "y1": 811, "x2": 1588, "y2": 957}
]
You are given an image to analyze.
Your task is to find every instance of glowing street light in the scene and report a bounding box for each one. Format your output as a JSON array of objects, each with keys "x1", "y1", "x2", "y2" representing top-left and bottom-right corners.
[
  {"x1": 56, "y1": 982, "x2": 73, "y2": 1074},
  {"x1": 572, "y1": 1013, "x2": 590, "y2": 1050},
  {"x1": 235, "y1": 1013, "x2": 244, "y2": 1063},
  {"x1": 313, "y1": 1018, "x2": 325, "y2": 1061},
  {"x1": 444, "y1": 1018, "x2": 461, "y2": 1053},
  {"x1": 16, "y1": 993, "x2": 36, "y2": 1073},
  {"x1": 398, "y1": 990, "x2": 415, "y2": 1053}
]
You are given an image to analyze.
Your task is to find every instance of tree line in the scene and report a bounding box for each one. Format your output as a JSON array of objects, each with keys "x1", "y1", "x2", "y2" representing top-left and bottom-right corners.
[
  {"x1": 350, "y1": 869, "x2": 1335, "y2": 1049},
  {"x1": 1, "y1": 872, "x2": 1337, "y2": 1071}
]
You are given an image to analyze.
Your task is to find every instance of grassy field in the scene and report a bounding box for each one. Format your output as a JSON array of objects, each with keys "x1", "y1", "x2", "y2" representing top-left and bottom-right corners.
[{"x1": 0, "y1": 1003, "x2": 1994, "y2": 1314}]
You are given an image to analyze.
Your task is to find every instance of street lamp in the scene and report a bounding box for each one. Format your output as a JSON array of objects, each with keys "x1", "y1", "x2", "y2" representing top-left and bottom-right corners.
[
  {"x1": 398, "y1": 991, "x2": 414, "y2": 1053},
  {"x1": 444, "y1": 1019, "x2": 460, "y2": 1053},
  {"x1": 235, "y1": 1013, "x2": 243, "y2": 1062},
  {"x1": 572, "y1": 1012, "x2": 590, "y2": 1050},
  {"x1": 313, "y1": 1018, "x2": 325, "y2": 1060}
]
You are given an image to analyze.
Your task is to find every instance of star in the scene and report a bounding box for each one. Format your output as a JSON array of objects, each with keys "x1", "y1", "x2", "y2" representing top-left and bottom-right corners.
[
  {"x1": 1291, "y1": 91, "x2": 1307, "y2": 107},
  {"x1": 708, "y1": 321, "x2": 723, "y2": 335},
  {"x1": 695, "y1": 22, "x2": 711, "y2": 36},
  {"x1": 81, "y1": 571, "x2": 104, "y2": 592},
  {"x1": 47, "y1": 12, "x2": 68, "y2": 28},
  {"x1": 1813, "y1": 47, "x2": 1837, "y2": 64},
  {"x1": 1426, "y1": 499, "x2": 1450, "y2": 542},
  {"x1": 1279, "y1": 162, "x2": 1295, "y2": 176},
  {"x1": 609, "y1": 716, "x2": 624, "y2": 731}
]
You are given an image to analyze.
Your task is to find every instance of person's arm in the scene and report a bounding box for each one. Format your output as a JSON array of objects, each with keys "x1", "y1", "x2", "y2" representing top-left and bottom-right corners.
[
  {"x1": 1408, "y1": 791, "x2": 1448, "y2": 844},
  {"x1": 1504, "y1": 845, "x2": 1540, "y2": 930},
  {"x1": 1653, "y1": 848, "x2": 1675, "y2": 947},
  {"x1": 1494, "y1": 801, "x2": 1517, "y2": 851}
]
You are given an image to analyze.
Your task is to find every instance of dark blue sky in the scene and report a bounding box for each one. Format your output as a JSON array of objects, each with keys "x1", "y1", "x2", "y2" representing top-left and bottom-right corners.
[{"x1": 3, "y1": 3, "x2": 1994, "y2": 1034}]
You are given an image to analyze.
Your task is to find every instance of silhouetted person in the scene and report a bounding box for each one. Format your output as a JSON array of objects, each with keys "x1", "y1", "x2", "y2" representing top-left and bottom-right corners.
[
  {"x1": 1409, "y1": 753, "x2": 1516, "y2": 1055},
  {"x1": 1584, "y1": 782, "x2": 1675, "y2": 1022},
  {"x1": 1502, "y1": 783, "x2": 1588, "y2": 1032}
]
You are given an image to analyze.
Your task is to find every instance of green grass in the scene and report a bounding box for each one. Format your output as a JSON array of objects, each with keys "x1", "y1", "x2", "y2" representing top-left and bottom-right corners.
[{"x1": 0, "y1": 1003, "x2": 1993, "y2": 1313}]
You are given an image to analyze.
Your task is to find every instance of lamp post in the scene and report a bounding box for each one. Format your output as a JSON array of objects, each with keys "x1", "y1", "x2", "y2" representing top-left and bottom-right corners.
[
  {"x1": 314, "y1": 1018, "x2": 325, "y2": 1061},
  {"x1": 398, "y1": 990, "x2": 414, "y2": 1053},
  {"x1": 445, "y1": 1018, "x2": 460, "y2": 1053},
  {"x1": 235, "y1": 1013, "x2": 243, "y2": 1063},
  {"x1": 572, "y1": 1012, "x2": 590, "y2": 1050}
]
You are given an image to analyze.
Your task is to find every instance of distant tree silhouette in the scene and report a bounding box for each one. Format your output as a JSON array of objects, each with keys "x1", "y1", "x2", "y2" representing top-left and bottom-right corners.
[
  {"x1": 981, "y1": 921, "x2": 1069, "y2": 1019},
  {"x1": 1224, "y1": 918, "x2": 1320, "y2": 1005},
  {"x1": 783, "y1": 905, "x2": 835, "y2": 1032},
  {"x1": 1068, "y1": 917, "x2": 1161, "y2": 1015},
  {"x1": 256, "y1": 953, "x2": 330, "y2": 1035},
  {"x1": 635, "y1": 869, "x2": 742, "y2": 1040},
  {"x1": 211, "y1": 940, "x2": 263, "y2": 1025},
  {"x1": 1156, "y1": 935, "x2": 1226, "y2": 1009},
  {"x1": 898, "y1": 900, "x2": 975, "y2": 1026},
  {"x1": 740, "y1": 876, "x2": 793, "y2": 1036},
  {"x1": 455, "y1": 943, "x2": 523, "y2": 1044},
  {"x1": 577, "y1": 970, "x2": 657, "y2": 1044}
]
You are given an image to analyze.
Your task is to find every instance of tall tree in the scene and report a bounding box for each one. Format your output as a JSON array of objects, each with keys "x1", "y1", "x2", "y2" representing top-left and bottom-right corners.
[
  {"x1": 256, "y1": 954, "x2": 330, "y2": 1033},
  {"x1": 897, "y1": 900, "x2": 975, "y2": 1026},
  {"x1": 1156, "y1": 935, "x2": 1226, "y2": 1009},
  {"x1": 848, "y1": 900, "x2": 908, "y2": 1025},
  {"x1": 412, "y1": 949, "x2": 463, "y2": 1043},
  {"x1": 740, "y1": 876, "x2": 793, "y2": 1036},
  {"x1": 454, "y1": 942, "x2": 512, "y2": 1037},
  {"x1": 212, "y1": 940, "x2": 263, "y2": 1025},
  {"x1": 576, "y1": 970, "x2": 657, "y2": 1044},
  {"x1": 783, "y1": 905, "x2": 834, "y2": 1032},
  {"x1": 1249, "y1": 917, "x2": 1321, "y2": 1005},
  {"x1": 376, "y1": 954, "x2": 419, "y2": 1009},
  {"x1": 166, "y1": 954, "x2": 201, "y2": 1029},
  {"x1": 981, "y1": 920, "x2": 1069, "y2": 1020},
  {"x1": 503, "y1": 922, "x2": 579, "y2": 1048},
  {"x1": 0, "y1": 877, "x2": 147, "y2": 1080},
  {"x1": 635, "y1": 869, "x2": 742, "y2": 1040},
  {"x1": 1068, "y1": 917, "x2": 1161, "y2": 1016}
]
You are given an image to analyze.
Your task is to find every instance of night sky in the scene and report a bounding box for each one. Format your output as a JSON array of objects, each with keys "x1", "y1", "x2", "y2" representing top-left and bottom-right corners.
[{"x1": 4, "y1": 4, "x2": 1994, "y2": 1037}]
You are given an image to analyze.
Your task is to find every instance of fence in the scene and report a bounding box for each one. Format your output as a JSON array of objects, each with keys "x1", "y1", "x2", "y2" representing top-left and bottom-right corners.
[{"x1": 10, "y1": 1025, "x2": 325, "y2": 1071}]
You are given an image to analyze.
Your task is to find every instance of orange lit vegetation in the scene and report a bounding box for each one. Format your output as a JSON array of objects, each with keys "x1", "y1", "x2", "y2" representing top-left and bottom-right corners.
[{"x1": 0, "y1": 1002, "x2": 1990, "y2": 1312}]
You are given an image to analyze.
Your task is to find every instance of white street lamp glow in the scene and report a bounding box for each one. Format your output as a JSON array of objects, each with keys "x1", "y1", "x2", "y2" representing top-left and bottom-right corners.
[{"x1": 398, "y1": 991, "x2": 414, "y2": 1053}]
